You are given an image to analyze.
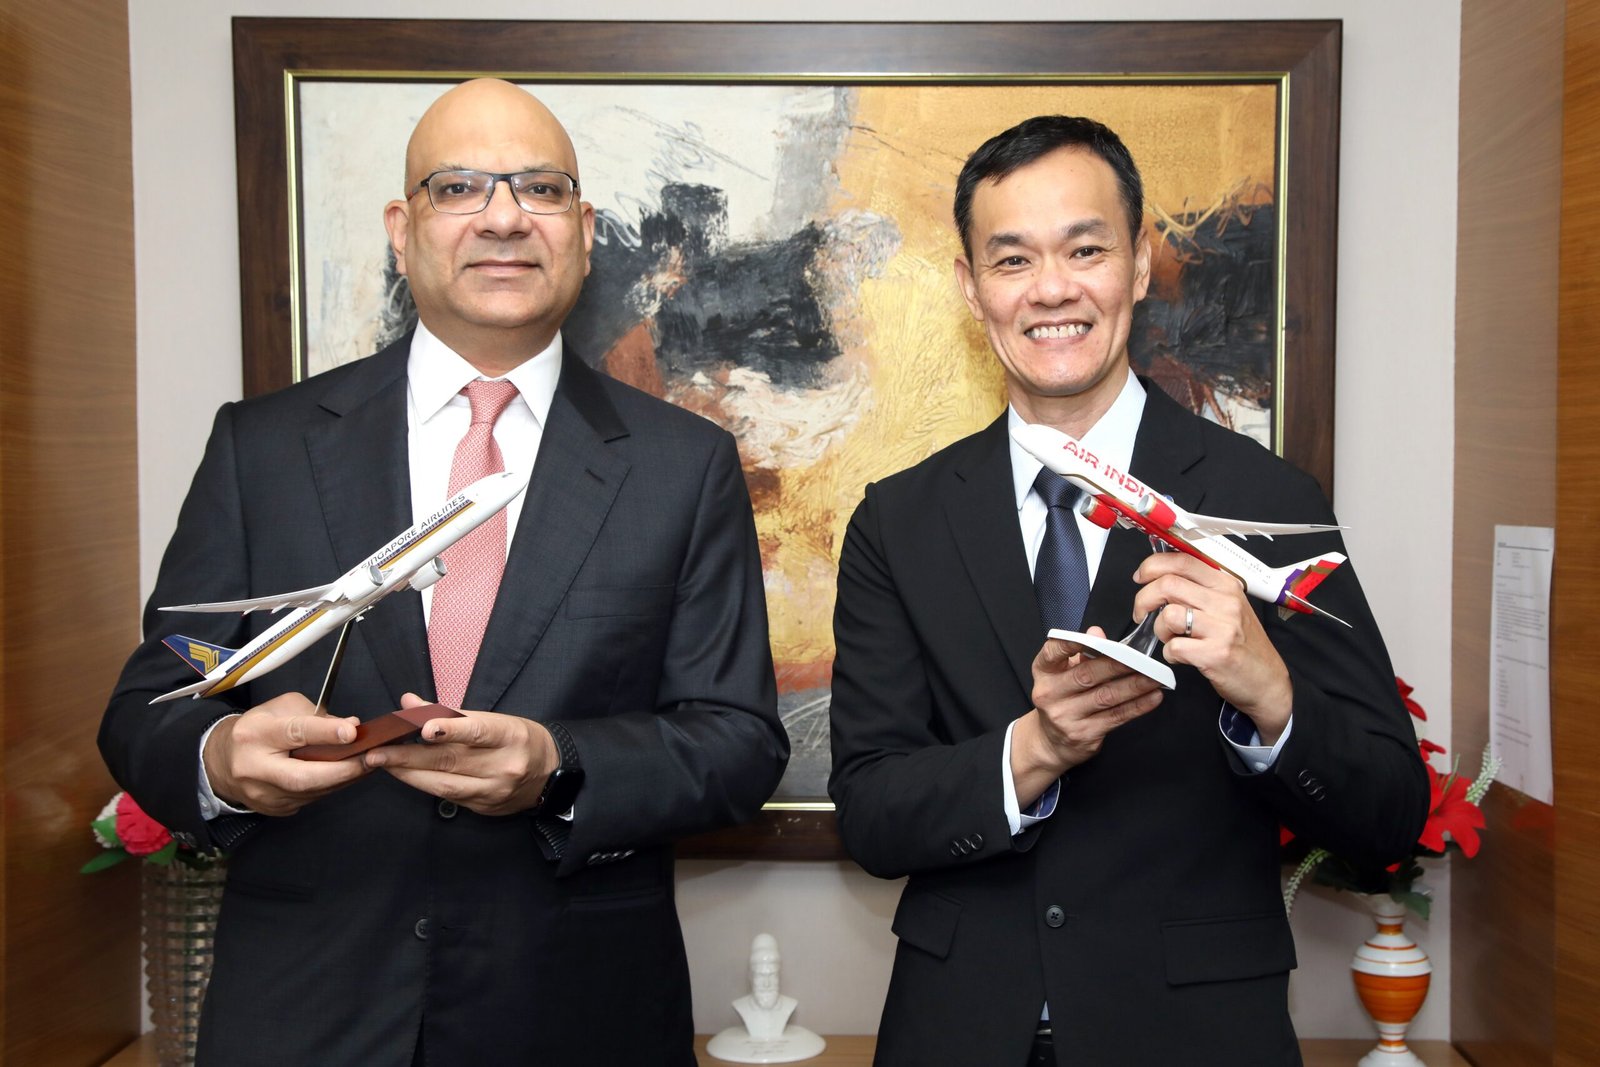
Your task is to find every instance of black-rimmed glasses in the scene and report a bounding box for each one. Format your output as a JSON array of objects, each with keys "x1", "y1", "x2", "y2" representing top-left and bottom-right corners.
[{"x1": 407, "y1": 169, "x2": 580, "y2": 215}]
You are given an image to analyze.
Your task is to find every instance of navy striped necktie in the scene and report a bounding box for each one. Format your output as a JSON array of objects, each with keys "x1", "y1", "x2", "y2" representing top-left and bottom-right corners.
[{"x1": 1033, "y1": 469, "x2": 1092, "y2": 633}]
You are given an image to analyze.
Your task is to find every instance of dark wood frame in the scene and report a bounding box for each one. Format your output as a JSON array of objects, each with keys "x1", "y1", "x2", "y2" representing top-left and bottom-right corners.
[{"x1": 233, "y1": 18, "x2": 1341, "y2": 861}]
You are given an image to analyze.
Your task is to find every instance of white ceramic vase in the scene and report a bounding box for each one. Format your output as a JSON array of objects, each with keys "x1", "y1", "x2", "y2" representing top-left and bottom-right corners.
[{"x1": 1349, "y1": 892, "x2": 1432, "y2": 1067}]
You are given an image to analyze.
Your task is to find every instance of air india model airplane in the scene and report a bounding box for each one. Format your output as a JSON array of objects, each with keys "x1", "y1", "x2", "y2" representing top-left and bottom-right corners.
[
  {"x1": 151, "y1": 469, "x2": 529, "y2": 704},
  {"x1": 1010, "y1": 423, "x2": 1350, "y2": 627}
]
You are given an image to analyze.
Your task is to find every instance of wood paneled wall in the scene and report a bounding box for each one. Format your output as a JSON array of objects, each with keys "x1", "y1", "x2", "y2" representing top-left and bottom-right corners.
[
  {"x1": 1454, "y1": 1, "x2": 1600, "y2": 1063},
  {"x1": 0, "y1": 0, "x2": 142, "y2": 1062},
  {"x1": 1450, "y1": 2, "x2": 1562, "y2": 1063},
  {"x1": 1553, "y1": 2, "x2": 1600, "y2": 1061}
]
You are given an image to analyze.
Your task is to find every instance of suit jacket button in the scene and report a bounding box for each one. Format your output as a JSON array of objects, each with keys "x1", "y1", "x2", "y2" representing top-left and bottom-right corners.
[
  {"x1": 950, "y1": 841, "x2": 963, "y2": 856},
  {"x1": 1044, "y1": 905, "x2": 1065, "y2": 928},
  {"x1": 970, "y1": 833, "x2": 984, "y2": 849},
  {"x1": 437, "y1": 800, "x2": 458, "y2": 819},
  {"x1": 414, "y1": 918, "x2": 431, "y2": 940}
]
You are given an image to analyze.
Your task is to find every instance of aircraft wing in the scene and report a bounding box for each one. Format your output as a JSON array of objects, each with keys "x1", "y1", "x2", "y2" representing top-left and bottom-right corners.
[
  {"x1": 159, "y1": 580, "x2": 341, "y2": 615},
  {"x1": 1181, "y1": 513, "x2": 1345, "y2": 540}
]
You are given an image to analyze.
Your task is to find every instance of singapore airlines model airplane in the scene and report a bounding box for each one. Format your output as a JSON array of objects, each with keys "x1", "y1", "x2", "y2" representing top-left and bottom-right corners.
[
  {"x1": 151, "y1": 470, "x2": 529, "y2": 704},
  {"x1": 1010, "y1": 423, "x2": 1351, "y2": 627}
]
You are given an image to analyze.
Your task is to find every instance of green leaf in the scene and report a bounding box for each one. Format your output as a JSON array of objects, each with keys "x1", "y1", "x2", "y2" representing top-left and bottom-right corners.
[
  {"x1": 92, "y1": 815, "x2": 121, "y2": 846},
  {"x1": 143, "y1": 840, "x2": 180, "y2": 866},
  {"x1": 80, "y1": 850, "x2": 129, "y2": 873},
  {"x1": 1396, "y1": 890, "x2": 1431, "y2": 920}
]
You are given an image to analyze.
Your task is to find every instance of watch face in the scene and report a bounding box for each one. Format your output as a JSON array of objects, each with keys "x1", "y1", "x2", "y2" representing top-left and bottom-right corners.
[{"x1": 541, "y1": 767, "x2": 585, "y2": 813}]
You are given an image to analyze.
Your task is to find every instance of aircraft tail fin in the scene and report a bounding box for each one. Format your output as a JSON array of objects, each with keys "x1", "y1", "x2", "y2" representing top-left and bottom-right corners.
[
  {"x1": 162, "y1": 635, "x2": 236, "y2": 677},
  {"x1": 1272, "y1": 553, "x2": 1351, "y2": 626}
]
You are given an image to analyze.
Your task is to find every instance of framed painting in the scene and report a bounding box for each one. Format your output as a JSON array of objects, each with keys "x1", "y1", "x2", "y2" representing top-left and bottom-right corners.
[{"x1": 233, "y1": 19, "x2": 1341, "y2": 859}]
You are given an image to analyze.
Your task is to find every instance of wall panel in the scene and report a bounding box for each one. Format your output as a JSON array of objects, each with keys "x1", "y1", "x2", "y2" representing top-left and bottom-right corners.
[
  {"x1": 1449, "y1": 1, "x2": 1562, "y2": 1062},
  {"x1": 1554, "y1": 2, "x2": 1600, "y2": 1060},
  {"x1": 0, "y1": 0, "x2": 141, "y2": 1061}
]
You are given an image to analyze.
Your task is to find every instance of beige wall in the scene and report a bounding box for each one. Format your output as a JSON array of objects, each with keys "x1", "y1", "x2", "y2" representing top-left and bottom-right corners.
[{"x1": 128, "y1": 0, "x2": 1464, "y2": 1038}]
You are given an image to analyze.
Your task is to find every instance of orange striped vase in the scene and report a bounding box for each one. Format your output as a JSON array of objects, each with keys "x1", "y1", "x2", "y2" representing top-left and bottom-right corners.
[{"x1": 1349, "y1": 893, "x2": 1431, "y2": 1067}]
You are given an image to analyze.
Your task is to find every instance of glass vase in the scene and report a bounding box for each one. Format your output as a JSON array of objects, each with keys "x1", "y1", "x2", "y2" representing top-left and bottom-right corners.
[
  {"x1": 141, "y1": 859, "x2": 226, "y2": 1066},
  {"x1": 1350, "y1": 892, "x2": 1432, "y2": 1067}
]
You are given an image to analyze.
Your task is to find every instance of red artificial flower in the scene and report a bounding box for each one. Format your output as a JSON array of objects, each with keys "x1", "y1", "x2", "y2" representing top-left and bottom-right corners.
[
  {"x1": 1417, "y1": 770, "x2": 1486, "y2": 857},
  {"x1": 114, "y1": 792, "x2": 173, "y2": 857},
  {"x1": 1420, "y1": 737, "x2": 1447, "y2": 758},
  {"x1": 1279, "y1": 825, "x2": 1296, "y2": 847},
  {"x1": 1396, "y1": 676, "x2": 1426, "y2": 721}
]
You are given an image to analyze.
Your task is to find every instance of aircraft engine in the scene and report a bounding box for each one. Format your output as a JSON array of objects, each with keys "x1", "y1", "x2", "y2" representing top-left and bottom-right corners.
[
  {"x1": 334, "y1": 565, "x2": 386, "y2": 601},
  {"x1": 1136, "y1": 492, "x2": 1178, "y2": 531},
  {"x1": 1075, "y1": 495, "x2": 1119, "y2": 530},
  {"x1": 410, "y1": 558, "x2": 448, "y2": 592}
]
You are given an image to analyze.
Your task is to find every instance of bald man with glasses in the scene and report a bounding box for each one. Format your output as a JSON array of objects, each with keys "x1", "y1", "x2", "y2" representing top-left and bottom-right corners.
[{"x1": 100, "y1": 79, "x2": 787, "y2": 1067}]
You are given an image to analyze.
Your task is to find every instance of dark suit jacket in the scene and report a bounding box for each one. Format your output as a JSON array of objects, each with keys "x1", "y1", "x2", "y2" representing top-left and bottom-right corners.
[
  {"x1": 827, "y1": 381, "x2": 1428, "y2": 1067},
  {"x1": 99, "y1": 338, "x2": 787, "y2": 1066}
]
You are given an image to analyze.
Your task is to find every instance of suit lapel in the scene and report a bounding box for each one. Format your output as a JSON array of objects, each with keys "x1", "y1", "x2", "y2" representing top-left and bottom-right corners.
[
  {"x1": 303, "y1": 339, "x2": 429, "y2": 709},
  {"x1": 943, "y1": 415, "x2": 1041, "y2": 697},
  {"x1": 1084, "y1": 378, "x2": 1210, "y2": 630},
  {"x1": 466, "y1": 351, "x2": 630, "y2": 710}
]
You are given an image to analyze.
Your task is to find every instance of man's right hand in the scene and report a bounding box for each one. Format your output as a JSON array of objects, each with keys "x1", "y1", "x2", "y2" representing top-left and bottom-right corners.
[
  {"x1": 202, "y1": 692, "x2": 370, "y2": 816},
  {"x1": 1010, "y1": 629, "x2": 1166, "y2": 807}
]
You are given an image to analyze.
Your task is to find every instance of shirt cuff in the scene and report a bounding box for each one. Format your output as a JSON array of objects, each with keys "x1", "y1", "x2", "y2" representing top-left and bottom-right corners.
[
  {"x1": 1219, "y1": 704, "x2": 1294, "y2": 773},
  {"x1": 1002, "y1": 719, "x2": 1062, "y2": 836},
  {"x1": 197, "y1": 715, "x2": 253, "y2": 819}
]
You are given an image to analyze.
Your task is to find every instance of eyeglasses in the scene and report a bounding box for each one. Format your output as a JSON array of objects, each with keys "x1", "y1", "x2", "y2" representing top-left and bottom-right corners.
[{"x1": 407, "y1": 169, "x2": 580, "y2": 215}]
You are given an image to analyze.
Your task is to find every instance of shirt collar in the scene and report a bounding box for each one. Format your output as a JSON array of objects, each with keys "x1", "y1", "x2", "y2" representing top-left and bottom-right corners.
[
  {"x1": 406, "y1": 319, "x2": 562, "y2": 427},
  {"x1": 1009, "y1": 366, "x2": 1148, "y2": 510}
]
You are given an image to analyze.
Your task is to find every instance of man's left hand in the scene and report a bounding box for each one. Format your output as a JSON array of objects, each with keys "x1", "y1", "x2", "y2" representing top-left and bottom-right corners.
[
  {"x1": 364, "y1": 693, "x2": 558, "y2": 815},
  {"x1": 1132, "y1": 551, "x2": 1294, "y2": 744}
]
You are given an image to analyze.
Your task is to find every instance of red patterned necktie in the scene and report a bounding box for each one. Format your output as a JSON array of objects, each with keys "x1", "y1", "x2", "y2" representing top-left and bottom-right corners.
[{"x1": 429, "y1": 379, "x2": 520, "y2": 708}]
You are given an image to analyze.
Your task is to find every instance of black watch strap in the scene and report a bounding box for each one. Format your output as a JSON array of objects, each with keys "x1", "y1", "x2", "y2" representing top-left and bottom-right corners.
[
  {"x1": 534, "y1": 721, "x2": 583, "y2": 812},
  {"x1": 545, "y1": 721, "x2": 579, "y2": 773}
]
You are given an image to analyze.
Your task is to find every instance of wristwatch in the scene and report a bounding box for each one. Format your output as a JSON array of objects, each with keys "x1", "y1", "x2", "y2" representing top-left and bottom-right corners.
[{"x1": 534, "y1": 721, "x2": 584, "y2": 814}]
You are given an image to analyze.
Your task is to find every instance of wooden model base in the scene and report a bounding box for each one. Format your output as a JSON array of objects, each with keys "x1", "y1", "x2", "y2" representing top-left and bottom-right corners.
[{"x1": 292, "y1": 704, "x2": 464, "y2": 761}]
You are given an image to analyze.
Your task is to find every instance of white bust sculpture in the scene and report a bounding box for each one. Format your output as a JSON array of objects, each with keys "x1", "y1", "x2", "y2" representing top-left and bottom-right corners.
[{"x1": 706, "y1": 934, "x2": 825, "y2": 1063}]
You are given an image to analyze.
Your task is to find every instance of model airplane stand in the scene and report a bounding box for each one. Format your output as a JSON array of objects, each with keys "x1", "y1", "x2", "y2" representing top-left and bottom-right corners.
[
  {"x1": 1044, "y1": 537, "x2": 1178, "y2": 691},
  {"x1": 291, "y1": 617, "x2": 465, "y2": 761},
  {"x1": 292, "y1": 702, "x2": 464, "y2": 761},
  {"x1": 1047, "y1": 627, "x2": 1176, "y2": 691}
]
